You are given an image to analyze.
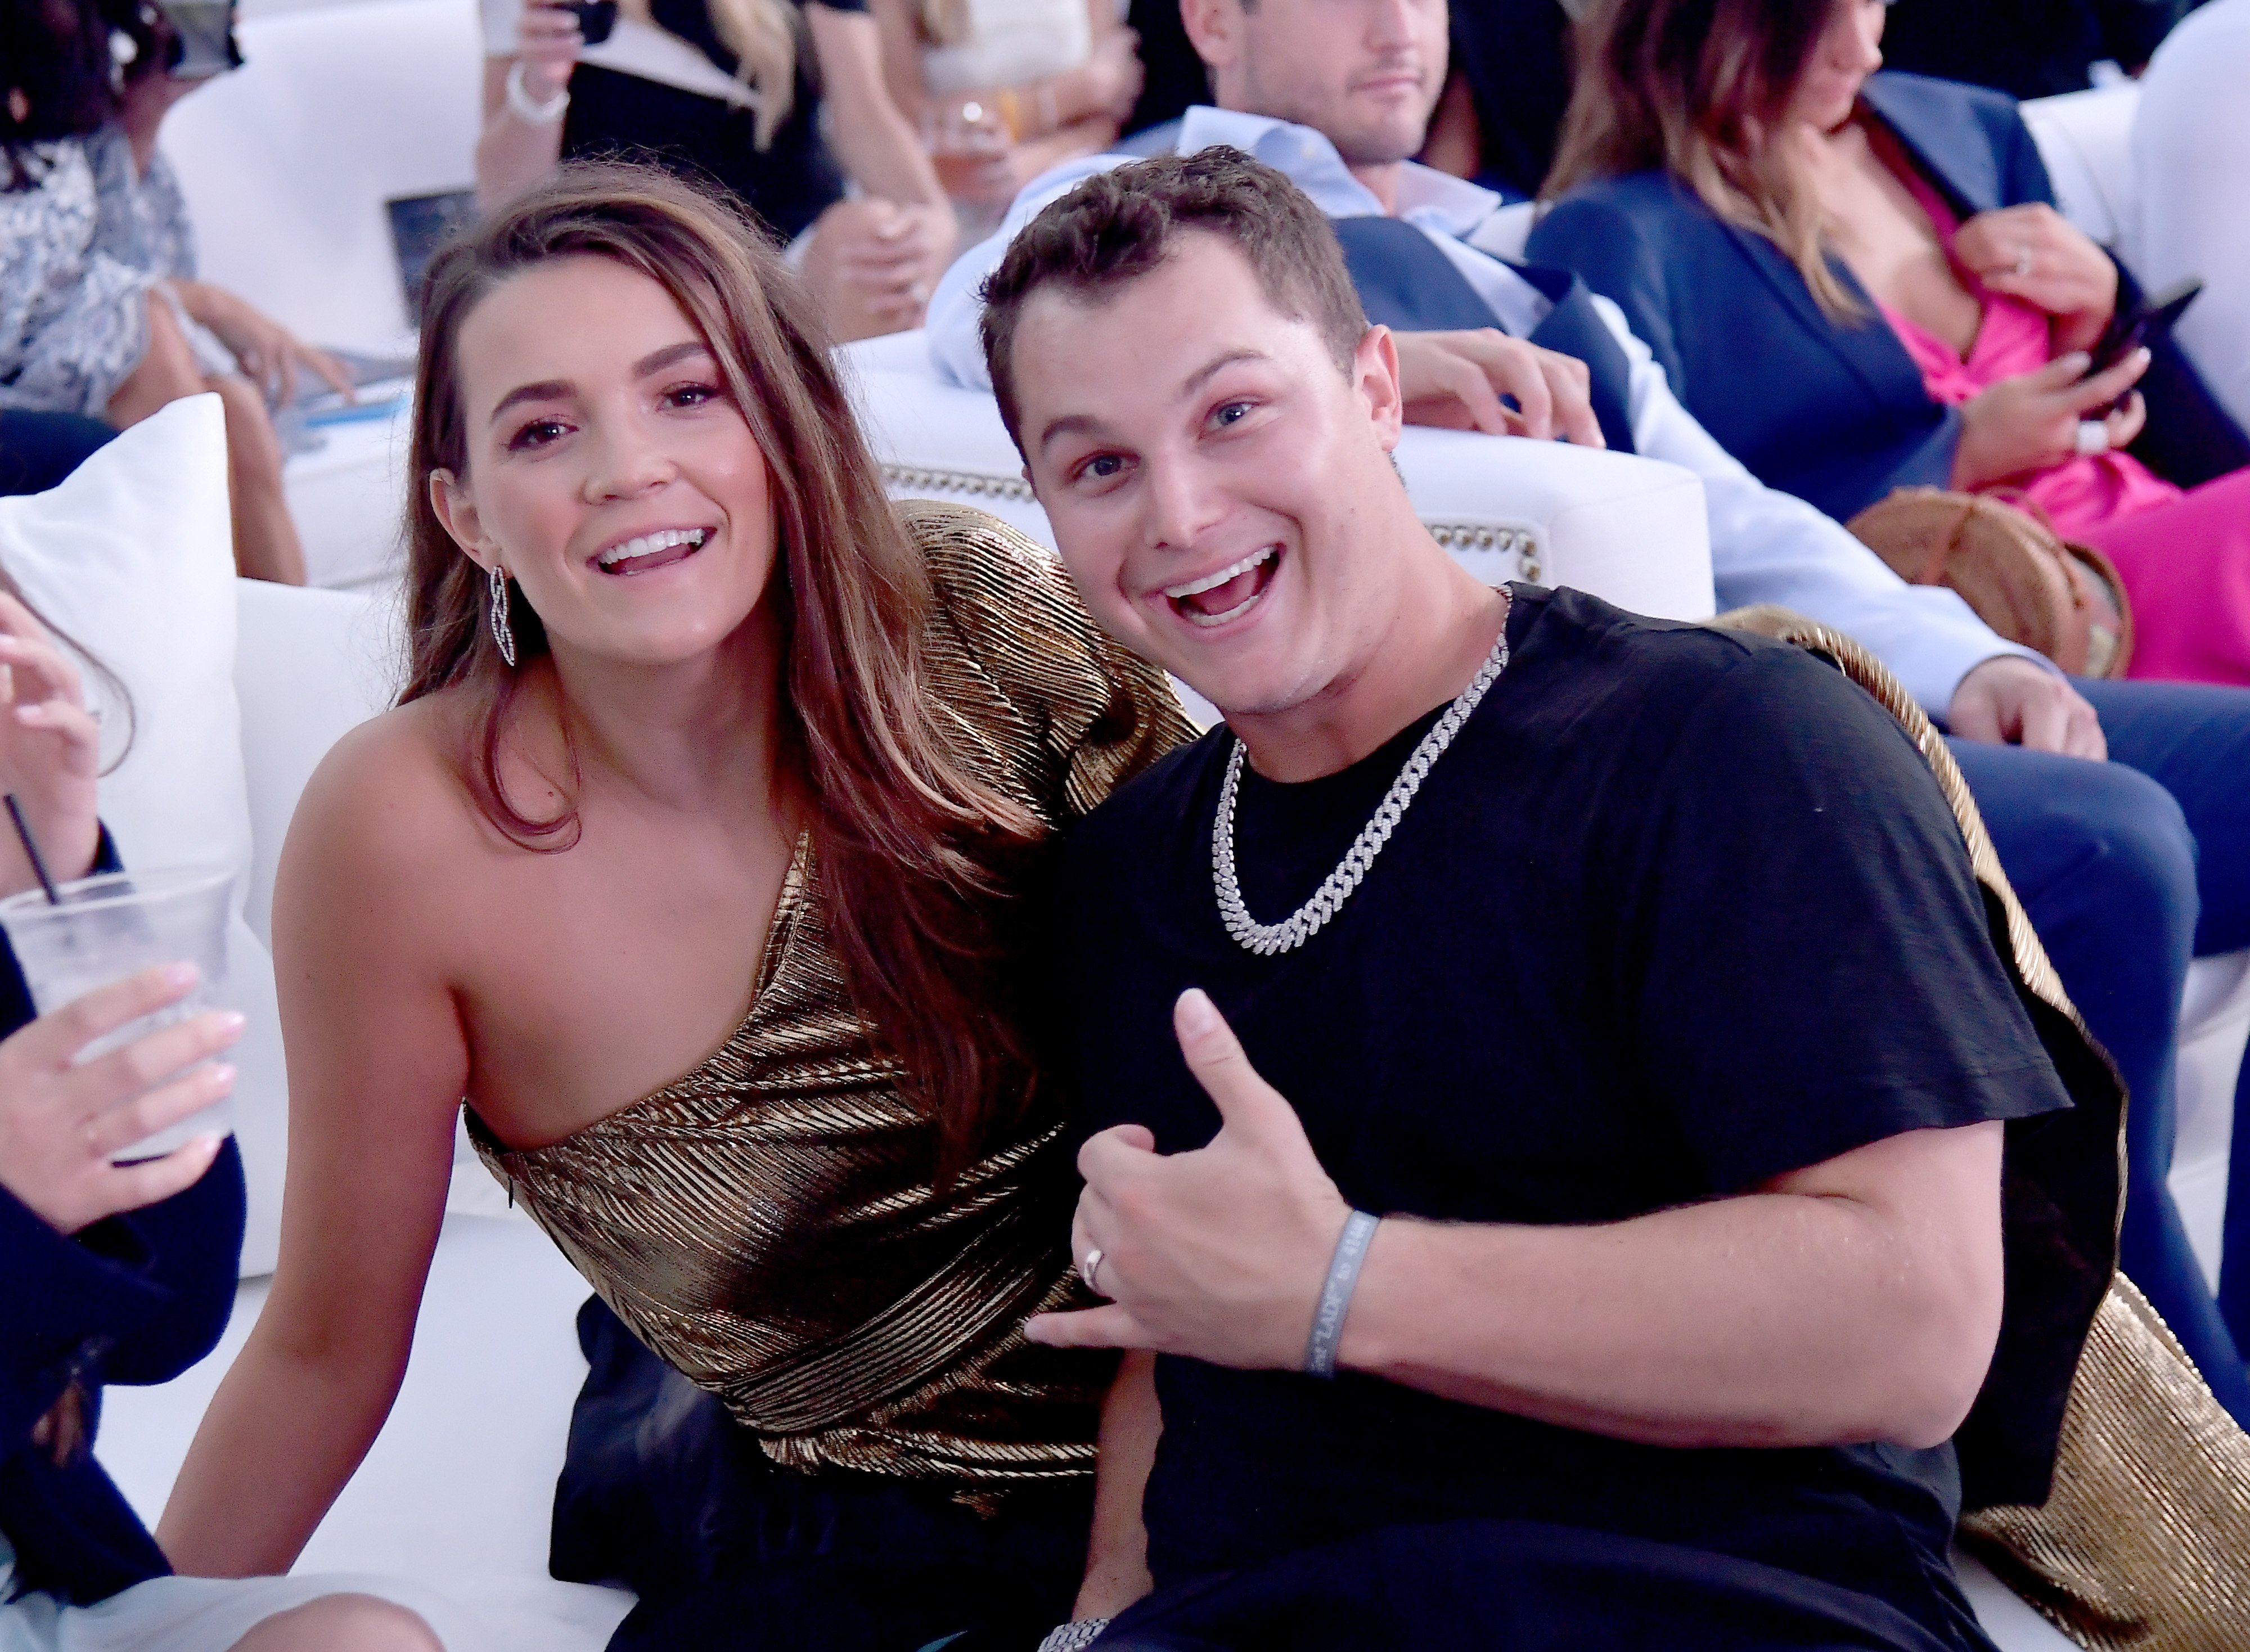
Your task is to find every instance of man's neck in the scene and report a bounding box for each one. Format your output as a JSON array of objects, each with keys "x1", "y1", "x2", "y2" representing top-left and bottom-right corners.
[
  {"x1": 1349, "y1": 159, "x2": 1405, "y2": 216},
  {"x1": 1228, "y1": 535, "x2": 1508, "y2": 785}
]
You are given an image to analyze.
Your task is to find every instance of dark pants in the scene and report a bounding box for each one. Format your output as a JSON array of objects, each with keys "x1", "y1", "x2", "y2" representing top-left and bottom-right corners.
[
  {"x1": 0, "y1": 410, "x2": 115, "y2": 496},
  {"x1": 1948, "y1": 676, "x2": 2250, "y2": 1421},
  {"x1": 555, "y1": 1298, "x2": 1089, "y2": 1652}
]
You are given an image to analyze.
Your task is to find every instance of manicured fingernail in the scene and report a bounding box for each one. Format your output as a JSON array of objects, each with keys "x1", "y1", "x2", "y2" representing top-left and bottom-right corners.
[
  {"x1": 217, "y1": 1011, "x2": 246, "y2": 1033},
  {"x1": 1176, "y1": 987, "x2": 1217, "y2": 1033},
  {"x1": 206, "y1": 1061, "x2": 238, "y2": 1087},
  {"x1": 162, "y1": 962, "x2": 199, "y2": 988},
  {"x1": 1023, "y1": 1315, "x2": 1054, "y2": 1344}
]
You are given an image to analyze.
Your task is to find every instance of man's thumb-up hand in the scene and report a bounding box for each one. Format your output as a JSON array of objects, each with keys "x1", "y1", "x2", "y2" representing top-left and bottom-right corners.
[{"x1": 1026, "y1": 989, "x2": 1353, "y2": 1370}]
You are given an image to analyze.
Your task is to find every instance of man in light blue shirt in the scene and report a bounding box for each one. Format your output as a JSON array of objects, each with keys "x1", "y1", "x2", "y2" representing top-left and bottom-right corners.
[{"x1": 926, "y1": 0, "x2": 2250, "y2": 1421}]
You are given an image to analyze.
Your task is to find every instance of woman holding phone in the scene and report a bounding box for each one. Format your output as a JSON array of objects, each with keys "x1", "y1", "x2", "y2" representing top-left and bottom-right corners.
[
  {"x1": 476, "y1": 0, "x2": 957, "y2": 340},
  {"x1": 158, "y1": 165, "x2": 1186, "y2": 1651},
  {"x1": 1529, "y1": 0, "x2": 2250, "y2": 687}
]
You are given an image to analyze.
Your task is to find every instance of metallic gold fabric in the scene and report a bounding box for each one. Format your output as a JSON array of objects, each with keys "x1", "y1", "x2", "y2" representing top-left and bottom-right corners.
[
  {"x1": 1964, "y1": 1275, "x2": 2250, "y2": 1649},
  {"x1": 472, "y1": 503, "x2": 1194, "y2": 1487},
  {"x1": 1716, "y1": 606, "x2": 2250, "y2": 1649}
]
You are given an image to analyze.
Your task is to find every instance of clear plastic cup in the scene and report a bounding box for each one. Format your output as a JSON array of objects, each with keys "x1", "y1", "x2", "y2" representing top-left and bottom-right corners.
[{"x1": 0, "y1": 865, "x2": 235, "y2": 1162}]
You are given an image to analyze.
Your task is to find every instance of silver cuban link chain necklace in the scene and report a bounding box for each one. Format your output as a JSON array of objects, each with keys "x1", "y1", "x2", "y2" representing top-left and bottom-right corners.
[{"x1": 1213, "y1": 619, "x2": 1512, "y2": 957}]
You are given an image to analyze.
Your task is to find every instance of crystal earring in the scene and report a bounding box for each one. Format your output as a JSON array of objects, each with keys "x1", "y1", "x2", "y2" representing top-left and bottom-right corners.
[{"x1": 488, "y1": 564, "x2": 517, "y2": 668}]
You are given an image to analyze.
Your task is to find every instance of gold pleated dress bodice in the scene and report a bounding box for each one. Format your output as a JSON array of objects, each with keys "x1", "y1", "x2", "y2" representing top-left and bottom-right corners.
[{"x1": 470, "y1": 505, "x2": 1193, "y2": 1489}]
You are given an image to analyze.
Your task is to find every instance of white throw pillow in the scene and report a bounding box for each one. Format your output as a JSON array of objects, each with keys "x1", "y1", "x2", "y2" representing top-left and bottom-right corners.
[{"x1": 0, "y1": 395, "x2": 290, "y2": 1276}]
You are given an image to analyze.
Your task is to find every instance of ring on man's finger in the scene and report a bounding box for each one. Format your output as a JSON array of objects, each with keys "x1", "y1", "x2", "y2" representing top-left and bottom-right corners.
[
  {"x1": 2075, "y1": 419, "x2": 2110, "y2": 456},
  {"x1": 1080, "y1": 1247, "x2": 1105, "y2": 1294}
]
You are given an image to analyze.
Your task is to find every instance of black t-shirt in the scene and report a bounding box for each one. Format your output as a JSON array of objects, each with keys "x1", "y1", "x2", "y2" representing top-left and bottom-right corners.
[
  {"x1": 1063, "y1": 587, "x2": 2068, "y2": 1605},
  {"x1": 562, "y1": 0, "x2": 863, "y2": 242}
]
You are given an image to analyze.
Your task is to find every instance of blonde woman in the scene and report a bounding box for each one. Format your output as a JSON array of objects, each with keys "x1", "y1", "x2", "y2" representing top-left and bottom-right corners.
[
  {"x1": 476, "y1": 0, "x2": 956, "y2": 339},
  {"x1": 871, "y1": 0, "x2": 1141, "y2": 231}
]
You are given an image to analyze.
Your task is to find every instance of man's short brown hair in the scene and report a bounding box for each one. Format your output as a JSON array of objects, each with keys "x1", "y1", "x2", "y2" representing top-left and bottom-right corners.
[{"x1": 978, "y1": 147, "x2": 1370, "y2": 449}]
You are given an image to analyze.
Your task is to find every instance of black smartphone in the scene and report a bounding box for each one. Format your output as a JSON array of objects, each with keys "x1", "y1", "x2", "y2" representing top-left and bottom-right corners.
[
  {"x1": 552, "y1": 0, "x2": 619, "y2": 45},
  {"x1": 2080, "y1": 276, "x2": 2201, "y2": 416},
  {"x1": 152, "y1": 0, "x2": 242, "y2": 80}
]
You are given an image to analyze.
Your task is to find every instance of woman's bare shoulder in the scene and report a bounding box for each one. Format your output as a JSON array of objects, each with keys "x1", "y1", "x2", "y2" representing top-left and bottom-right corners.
[{"x1": 286, "y1": 692, "x2": 495, "y2": 890}]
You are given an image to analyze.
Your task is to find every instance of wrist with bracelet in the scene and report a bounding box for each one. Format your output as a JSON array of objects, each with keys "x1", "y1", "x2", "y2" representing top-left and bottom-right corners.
[{"x1": 505, "y1": 58, "x2": 572, "y2": 125}]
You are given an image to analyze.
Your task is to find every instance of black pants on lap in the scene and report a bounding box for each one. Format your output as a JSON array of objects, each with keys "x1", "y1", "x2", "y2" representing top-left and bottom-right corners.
[{"x1": 554, "y1": 1297, "x2": 1091, "y2": 1652}]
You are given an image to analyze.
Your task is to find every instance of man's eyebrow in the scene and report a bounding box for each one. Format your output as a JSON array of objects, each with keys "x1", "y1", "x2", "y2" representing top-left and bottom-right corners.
[
  {"x1": 487, "y1": 343, "x2": 714, "y2": 426},
  {"x1": 1033, "y1": 348, "x2": 1272, "y2": 456},
  {"x1": 1179, "y1": 348, "x2": 1268, "y2": 399}
]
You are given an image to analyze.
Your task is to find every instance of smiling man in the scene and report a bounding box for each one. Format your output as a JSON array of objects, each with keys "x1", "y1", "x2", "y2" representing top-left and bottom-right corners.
[{"x1": 986, "y1": 151, "x2": 2086, "y2": 1652}]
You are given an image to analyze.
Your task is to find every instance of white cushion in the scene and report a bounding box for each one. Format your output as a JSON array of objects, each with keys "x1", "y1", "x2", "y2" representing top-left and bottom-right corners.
[
  {"x1": 2022, "y1": 84, "x2": 2143, "y2": 249},
  {"x1": 0, "y1": 396, "x2": 290, "y2": 1277},
  {"x1": 233, "y1": 580, "x2": 402, "y2": 946}
]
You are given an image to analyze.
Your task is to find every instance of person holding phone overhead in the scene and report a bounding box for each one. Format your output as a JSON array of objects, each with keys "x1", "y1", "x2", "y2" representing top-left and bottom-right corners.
[
  {"x1": 477, "y1": 0, "x2": 958, "y2": 339},
  {"x1": 1530, "y1": 0, "x2": 2250, "y2": 688}
]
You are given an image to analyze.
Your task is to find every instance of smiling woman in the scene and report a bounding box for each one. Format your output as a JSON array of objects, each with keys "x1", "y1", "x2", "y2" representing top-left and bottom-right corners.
[{"x1": 154, "y1": 165, "x2": 1192, "y2": 1652}]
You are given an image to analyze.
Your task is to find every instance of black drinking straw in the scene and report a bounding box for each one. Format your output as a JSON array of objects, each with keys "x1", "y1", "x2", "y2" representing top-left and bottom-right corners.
[{"x1": 5, "y1": 794, "x2": 61, "y2": 904}]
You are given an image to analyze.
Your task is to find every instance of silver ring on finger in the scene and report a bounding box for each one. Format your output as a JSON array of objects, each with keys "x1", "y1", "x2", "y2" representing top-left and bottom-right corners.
[
  {"x1": 2075, "y1": 418, "x2": 2110, "y2": 456},
  {"x1": 1079, "y1": 1247, "x2": 1105, "y2": 1294},
  {"x1": 2012, "y1": 247, "x2": 2033, "y2": 278}
]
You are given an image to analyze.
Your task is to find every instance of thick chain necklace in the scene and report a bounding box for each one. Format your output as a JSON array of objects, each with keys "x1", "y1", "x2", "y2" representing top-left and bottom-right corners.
[{"x1": 1213, "y1": 621, "x2": 1512, "y2": 956}]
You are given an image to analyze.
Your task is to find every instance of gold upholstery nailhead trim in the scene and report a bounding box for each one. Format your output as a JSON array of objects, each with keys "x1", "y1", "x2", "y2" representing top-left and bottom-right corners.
[
  {"x1": 882, "y1": 463, "x2": 1037, "y2": 502},
  {"x1": 1425, "y1": 521, "x2": 1544, "y2": 585},
  {"x1": 877, "y1": 472, "x2": 1547, "y2": 584}
]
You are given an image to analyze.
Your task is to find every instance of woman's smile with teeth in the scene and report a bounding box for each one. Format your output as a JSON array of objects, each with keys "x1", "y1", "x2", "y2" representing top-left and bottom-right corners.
[
  {"x1": 594, "y1": 526, "x2": 713, "y2": 573},
  {"x1": 1163, "y1": 547, "x2": 1278, "y2": 627}
]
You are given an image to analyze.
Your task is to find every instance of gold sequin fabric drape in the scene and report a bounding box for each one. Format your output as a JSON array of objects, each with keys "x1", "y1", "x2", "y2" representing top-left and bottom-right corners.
[
  {"x1": 472, "y1": 504, "x2": 1194, "y2": 1488},
  {"x1": 1717, "y1": 606, "x2": 2250, "y2": 1649}
]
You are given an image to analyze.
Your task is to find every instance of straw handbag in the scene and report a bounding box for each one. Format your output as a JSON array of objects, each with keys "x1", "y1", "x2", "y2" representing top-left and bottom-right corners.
[{"x1": 1847, "y1": 487, "x2": 2135, "y2": 678}]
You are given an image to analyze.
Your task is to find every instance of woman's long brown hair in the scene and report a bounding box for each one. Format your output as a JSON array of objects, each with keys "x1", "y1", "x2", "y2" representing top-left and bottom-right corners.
[
  {"x1": 400, "y1": 164, "x2": 1046, "y2": 1172},
  {"x1": 1545, "y1": 0, "x2": 1858, "y2": 316}
]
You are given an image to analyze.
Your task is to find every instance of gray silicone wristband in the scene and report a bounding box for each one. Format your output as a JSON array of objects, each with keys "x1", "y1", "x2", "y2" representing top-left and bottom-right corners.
[{"x1": 1303, "y1": 1209, "x2": 1380, "y2": 1378}]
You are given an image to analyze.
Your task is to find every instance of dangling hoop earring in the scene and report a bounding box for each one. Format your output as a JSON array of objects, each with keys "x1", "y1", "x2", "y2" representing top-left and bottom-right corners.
[{"x1": 488, "y1": 564, "x2": 518, "y2": 668}]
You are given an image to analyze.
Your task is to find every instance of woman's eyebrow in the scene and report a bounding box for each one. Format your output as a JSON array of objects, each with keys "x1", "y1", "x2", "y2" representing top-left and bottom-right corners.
[
  {"x1": 634, "y1": 341, "x2": 714, "y2": 377},
  {"x1": 489, "y1": 378, "x2": 572, "y2": 425}
]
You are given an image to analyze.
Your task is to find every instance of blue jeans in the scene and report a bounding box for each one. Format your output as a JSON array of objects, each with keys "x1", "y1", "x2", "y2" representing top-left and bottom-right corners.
[{"x1": 1948, "y1": 677, "x2": 2250, "y2": 1423}]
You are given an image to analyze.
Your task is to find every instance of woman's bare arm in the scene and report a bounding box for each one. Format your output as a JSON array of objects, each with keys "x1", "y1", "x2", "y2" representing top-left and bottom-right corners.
[
  {"x1": 808, "y1": 4, "x2": 949, "y2": 210},
  {"x1": 1072, "y1": 1349, "x2": 1158, "y2": 1620},
  {"x1": 156, "y1": 718, "x2": 475, "y2": 1575},
  {"x1": 475, "y1": 2, "x2": 580, "y2": 210}
]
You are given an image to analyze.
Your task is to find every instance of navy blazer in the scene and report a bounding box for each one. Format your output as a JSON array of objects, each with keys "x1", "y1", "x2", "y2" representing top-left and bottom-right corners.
[
  {"x1": 1, "y1": 839, "x2": 247, "y2": 1607},
  {"x1": 1526, "y1": 70, "x2": 2250, "y2": 525}
]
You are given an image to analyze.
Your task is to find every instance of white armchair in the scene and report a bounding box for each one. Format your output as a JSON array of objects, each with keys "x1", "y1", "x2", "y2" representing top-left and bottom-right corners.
[{"x1": 840, "y1": 330, "x2": 1718, "y2": 623}]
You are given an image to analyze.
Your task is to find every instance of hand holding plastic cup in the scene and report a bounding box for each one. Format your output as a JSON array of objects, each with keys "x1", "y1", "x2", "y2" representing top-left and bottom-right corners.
[{"x1": 0, "y1": 865, "x2": 236, "y2": 1161}]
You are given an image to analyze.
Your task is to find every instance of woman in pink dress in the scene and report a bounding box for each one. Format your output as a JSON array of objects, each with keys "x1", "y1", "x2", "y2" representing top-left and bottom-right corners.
[{"x1": 1531, "y1": 0, "x2": 2250, "y2": 687}]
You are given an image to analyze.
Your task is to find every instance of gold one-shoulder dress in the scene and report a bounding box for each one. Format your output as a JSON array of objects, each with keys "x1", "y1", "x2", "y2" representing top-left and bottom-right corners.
[{"x1": 469, "y1": 505, "x2": 1195, "y2": 1489}]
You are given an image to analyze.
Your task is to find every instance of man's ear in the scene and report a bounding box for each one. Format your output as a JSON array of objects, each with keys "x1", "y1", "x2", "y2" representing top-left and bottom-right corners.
[
  {"x1": 1354, "y1": 325, "x2": 1407, "y2": 453},
  {"x1": 428, "y1": 467, "x2": 496, "y2": 573},
  {"x1": 1180, "y1": 0, "x2": 1245, "y2": 77}
]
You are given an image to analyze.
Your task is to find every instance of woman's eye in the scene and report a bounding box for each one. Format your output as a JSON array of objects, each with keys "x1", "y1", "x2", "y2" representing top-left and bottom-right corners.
[
  {"x1": 1211, "y1": 400, "x2": 1256, "y2": 429},
  {"x1": 1078, "y1": 453, "x2": 1127, "y2": 483},
  {"x1": 663, "y1": 381, "x2": 722, "y2": 409},
  {"x1": 507, "y1": 417, "x2": 570, "y2": 451}
]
